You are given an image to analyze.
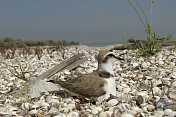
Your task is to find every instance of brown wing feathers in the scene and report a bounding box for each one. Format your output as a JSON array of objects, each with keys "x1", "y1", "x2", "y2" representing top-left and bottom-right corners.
[{"x1": 57, "y1": 75, "x2": 106, "y2": 98}]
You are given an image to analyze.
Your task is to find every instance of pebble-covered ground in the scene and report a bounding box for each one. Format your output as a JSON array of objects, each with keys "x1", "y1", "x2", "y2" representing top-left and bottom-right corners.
[{"x1": 0, "y1": 45, "x2": 176, "y2": 117}]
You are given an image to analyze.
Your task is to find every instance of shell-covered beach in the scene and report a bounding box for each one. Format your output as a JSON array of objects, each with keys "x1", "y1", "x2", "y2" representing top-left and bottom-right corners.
[{"x1": 0, "y1": 45, "x2": 176, "y2": 117}]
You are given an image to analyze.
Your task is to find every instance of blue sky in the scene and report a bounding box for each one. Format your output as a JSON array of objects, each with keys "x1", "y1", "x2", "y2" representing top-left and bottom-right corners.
[{"x1": 0, "y1": 0, "x2": 175, "y2": 44}]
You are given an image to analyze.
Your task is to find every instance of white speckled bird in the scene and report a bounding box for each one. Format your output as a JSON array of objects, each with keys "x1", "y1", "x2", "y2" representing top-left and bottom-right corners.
[{"x1": 57, "y1": 49, "x2": 124, "y2": 101}]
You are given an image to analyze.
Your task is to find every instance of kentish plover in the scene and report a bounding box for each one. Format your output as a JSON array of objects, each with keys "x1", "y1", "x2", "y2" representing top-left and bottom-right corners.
[{"x1": 57, "y1": 49, "x2": 124, "y2": 101}]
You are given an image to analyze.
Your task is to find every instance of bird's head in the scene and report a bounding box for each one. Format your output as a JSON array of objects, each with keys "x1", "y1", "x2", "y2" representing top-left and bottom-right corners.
[
  {"x1": 96, "y1": 49, "x2": 124, "y2": 76},
  {"x1": 96, "y1": 49, "x2": 124, "y2": 64}
]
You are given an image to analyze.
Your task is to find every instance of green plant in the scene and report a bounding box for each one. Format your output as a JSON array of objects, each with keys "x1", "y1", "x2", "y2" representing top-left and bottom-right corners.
[
  {"x1": 174, "y1": 46, "x2": 176, "y2": 50},
  {"x1": 127, "y1": 0, "x2": 174, "y2": 56},
  {"x1": 128, "y1": 34, "x2": 173, "y2": 56}
]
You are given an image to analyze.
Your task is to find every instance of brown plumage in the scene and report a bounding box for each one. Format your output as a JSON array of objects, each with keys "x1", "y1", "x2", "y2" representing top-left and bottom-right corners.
[
  {"x1": 97, "y1": 50, "x2": 110, "y2": 64},
  {"x1": 56, "y1": 49, "x2": 122, "y2": 99},
  {"x1": 57, "y1": 72, "x2": 106, "y2": 98}
]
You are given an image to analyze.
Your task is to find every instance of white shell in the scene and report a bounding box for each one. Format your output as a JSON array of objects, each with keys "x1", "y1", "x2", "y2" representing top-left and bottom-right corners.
[
  {"x1": 168, "y1": 112, "x2": 176, "y2": 117},
  {"x1": 28, "y1": 109, "x2": 38, "y2": 115},
  {"x1": 99, "y1": 112, "x2": 110, "y2": 117},
  {"x1": 67, "y1": 111, "x2": 79, "y2": 117},
  {"x1": 121, "y1": 113, "x2": 134, "y2": 117},
  {"x1": 169, "y1": 92, "x2": 176, "y2": 99},
  {"x1": 2, "y1": 45, "x2": 176, "y2": 117},
  {"x1": 21, "y1": 103, "x2": 32, "y2": 110},
  {"x1": 141, "y1": 62, "x2": 149, "y2": 69},
  {"x1": 132, "y1": 63, "x2": 139, "y2": 68},
  {"x1": 153, "y1": 110, "x2": 164, "y2": 117},
  {"x1": 106, "y1": 99, "x2": 118, "y2": 107},
  {"x1": 164, "y1": 109, "x2": 173, "y2": 116},
  {"x1": 91, "y1": 106, "x2": 103, "y2": 115}
]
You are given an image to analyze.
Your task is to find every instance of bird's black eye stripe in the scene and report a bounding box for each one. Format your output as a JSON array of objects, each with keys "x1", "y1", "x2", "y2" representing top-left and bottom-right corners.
[
  {"x1": 103, "y1": 53, "x2": 116, "y2": 62},
  {"x1": 107, "y1": 54, "x2": 115, "y2": 57}
]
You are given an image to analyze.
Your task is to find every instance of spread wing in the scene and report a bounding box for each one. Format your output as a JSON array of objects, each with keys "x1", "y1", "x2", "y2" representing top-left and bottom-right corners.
[{"x1": 57, "y1": 72, "x2": 106, "y2": 98}]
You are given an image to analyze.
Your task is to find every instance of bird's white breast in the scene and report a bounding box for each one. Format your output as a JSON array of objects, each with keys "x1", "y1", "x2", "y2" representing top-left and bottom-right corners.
[
  {"x1": 97, "y1": 77, "x2": 116, "y2": 101},
  {"x1": 104, "y1": 77, "x2": 116, "y2": 95}
]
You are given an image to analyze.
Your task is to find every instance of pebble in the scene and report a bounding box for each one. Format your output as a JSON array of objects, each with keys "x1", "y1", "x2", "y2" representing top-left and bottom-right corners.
[
  {"x1": 155, "y1": 98, "x2": 168, "y2": 109},
  {"x1": 152, "y1": 87, "x2": 162, "y2": 96},
  {"x1": 123, "y1": 87, "x2": 131, "y2": 93},
  {"x1": 121, "y1": 113, "x2": 135, "y2": 117},
  {"x1": 164, "y1": 109, "x2": 173, "y2": 116},
  {"x1": 21, "y1": 103, "x2": 31, "y2": 110},
  {"x1": 146, "y1": 104, "x2": 155, "y2": 112},
  {"x1": 105, "y1": 111, "x2": 113, "y2": 116},
  {"x1": 117, "y1": 103, "x2": 131, "y2": 112},
  {"x1": 136, "y1": 95, "x2": 144, "y2": 105},
  {"x1": 125, "y1": 110, "x2": 137, "y2": 115},
  {"x1": 131, "y1": 107, "x2": 142, "y2": 113},
  {"x1": 99, "y1": 112, "x2": 110, "y2": 117},
  {"x1": 168, "y1": 112, "x2": 176, "y2": 117},
  {"x1": 91, "y1": 106, "x2": 102, "y2": 115},
  {"x1": 106, "y1": 99, "x2": 118, "y2": 107},
  {"x1": 65, "y1": 103, "x2": 75, "y2": 110},
  {"x1": 0, "y1": 46, "x2": 176, "y2": 116},
  {"x1": 153, "y1": 110, "x2": 164, "y2": 117},
  {"x1": 48, "y1": 107, "x2": 59, "y2": 114},
  {"x1": 28, "y1": 109, "x2": 38, "y2": 115},
  {"x1": 63, "y1": 70, "x2": 70, "y2": 75},
  {"x1": 141, "y1": 62, "x2": 149, "y2": 69},
  {"x1": 158, "y1": 60, "x2": 164, "y2": 65},
  {"x1": 116, "y1": 85, "x2": 123, "y2": 91},
  {"x1": 145, "y1": 76, "x2": 153, "y2": 80},
  {"x1": 56, "y1": 113, "x2": 67, "y2": 117},
  {"x1": 164, "y1": 103, "x2": 176, "y2": 111},
  {"x1": 67, "y1": 111, "x2": 79, "y2": 117},
  {"x1": 132, "y1": 63, "x2": 139, "y2": 68},
  {"x1": 171, "y1": 72, "x2": 176, "y2": 78},
  {"x1": 169, "y1": 92, "x2": 176, "y2": 100},
  {"x1": 136, "y1": 92, "x2": 149, "y2": 98}
]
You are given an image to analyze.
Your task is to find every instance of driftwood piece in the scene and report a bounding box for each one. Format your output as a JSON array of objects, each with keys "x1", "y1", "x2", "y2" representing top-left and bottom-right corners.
[
  {"x1": 14, "y1": 54, "x2": 88, "y2": 98},
  {"x1": 112, "y1": 40, "x2": 176, "y2": 50},
  {"x1": 37, "y1": 54, "x2": 87, "y2": 79},
  {"x1": 111, "y1": 45, "x2": 127, "y2": 50},
  {"x1": 128, "y1": 40, "x2": 176, "y2": 46},
  {"x1": 64, "y1": 57, "x2": 88, "y2": 71},
  {"x1": 161, "y1": 41, "x2": 176, "y2": 46}
]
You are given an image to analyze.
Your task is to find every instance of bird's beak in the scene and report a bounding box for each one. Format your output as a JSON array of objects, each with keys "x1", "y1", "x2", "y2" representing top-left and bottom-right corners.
[
  {"x1": 115, "y1": 56, "x2": 124, "y2": 60},
  {"x1": 109, "y1": 49, "x2": 124, "y2": 60}
]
